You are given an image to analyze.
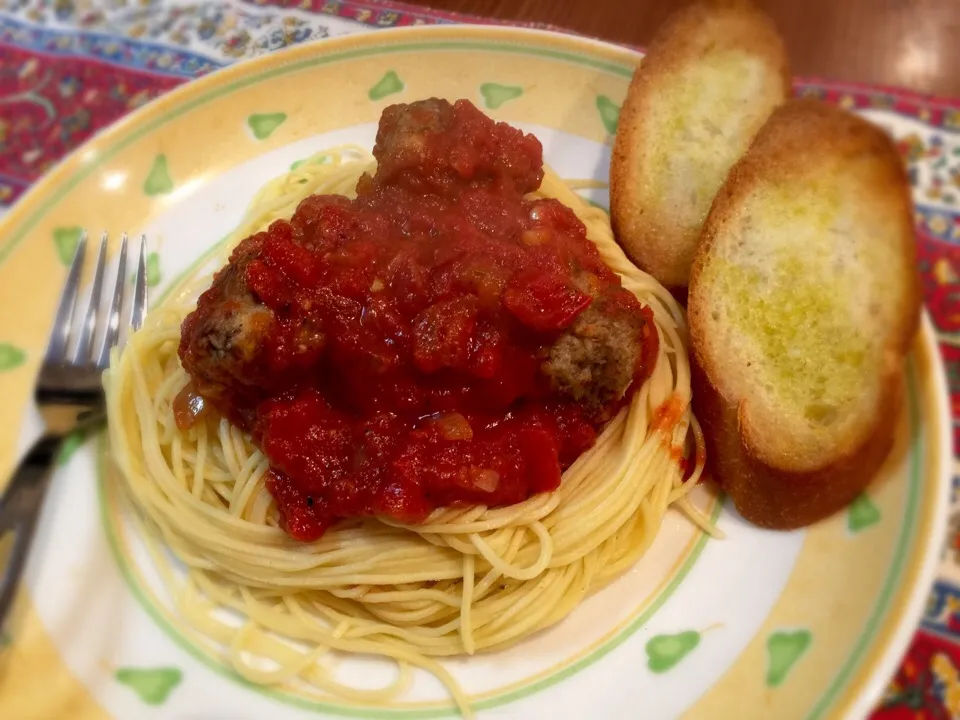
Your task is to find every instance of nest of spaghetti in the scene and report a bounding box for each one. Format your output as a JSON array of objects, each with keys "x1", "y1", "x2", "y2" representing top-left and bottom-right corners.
[{"x1": 104, "y1": 98, "x2": 708, "y2": 711}]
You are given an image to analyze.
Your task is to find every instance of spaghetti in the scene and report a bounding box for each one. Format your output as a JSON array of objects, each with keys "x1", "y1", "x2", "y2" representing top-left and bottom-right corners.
[{"x1": 104, "y1": 146, "x2": 710, "y2": 716}]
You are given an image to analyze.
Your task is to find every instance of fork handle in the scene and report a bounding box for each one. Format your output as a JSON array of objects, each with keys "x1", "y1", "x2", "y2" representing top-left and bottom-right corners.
[{"x1": 0, "y1": 435, "x2": 62, "y2": 629}]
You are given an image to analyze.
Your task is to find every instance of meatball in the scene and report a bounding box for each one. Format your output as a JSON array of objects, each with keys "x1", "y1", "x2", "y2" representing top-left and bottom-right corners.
[
  {"x1": 178, "y1": 234, "x2": 283, "y2": 428},
  {"x1": 542, "y1": 297, "x2": 653, "y2": 419},
  {"x1": 360, "y1": 98, "x2": 544, "y2": 197}
]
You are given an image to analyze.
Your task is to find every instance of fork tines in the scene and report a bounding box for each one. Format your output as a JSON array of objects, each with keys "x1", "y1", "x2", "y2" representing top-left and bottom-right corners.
[{"x1": 45, "y1": 231, "x2": 149, "y2": 370}]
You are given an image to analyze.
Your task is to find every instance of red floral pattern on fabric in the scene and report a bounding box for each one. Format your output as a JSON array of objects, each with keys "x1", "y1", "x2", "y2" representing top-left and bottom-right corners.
[
  {"x1": 0, "y1": 45, "x2": 182, "y2": 205},
  {"x1": 875, "y1": 630, "x2": 960, "y2": 719}
]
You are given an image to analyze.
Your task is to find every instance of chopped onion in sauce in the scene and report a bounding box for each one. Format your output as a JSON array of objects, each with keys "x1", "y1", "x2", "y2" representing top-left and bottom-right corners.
[
  {"x1": 520, "y1": 229, "x2": 550, "y2": 246},
  {"x1": 173, "y1": 384, "x2": 209, "y2": 431},
  {"x1": 469, "y1": 468, "x2": 500, "y2": 493},
  {"x1": 434, "y1": 412, "x2": 473, "y2": 441}
]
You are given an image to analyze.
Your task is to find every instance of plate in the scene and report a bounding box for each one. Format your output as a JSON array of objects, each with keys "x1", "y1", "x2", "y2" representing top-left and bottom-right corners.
[{"x1": 0, "y1": 25, "x2": 951, "y2": 720}]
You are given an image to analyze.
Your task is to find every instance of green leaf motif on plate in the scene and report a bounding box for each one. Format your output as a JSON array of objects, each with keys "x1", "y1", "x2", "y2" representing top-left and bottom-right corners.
[
  {"x1": 144, "y1": 155, "x2": 174, "y2": 196},
  {"x1": 0, "y1": 629, "x2": 11, "y2": 648},
  {"x1": 116, "y1": 667, "x2": 183, "y2": 706},
  {"x1": 0, "y1": 343, "x2": 26, "y2": 372},
  {"x1": 369, "y1": 71, "x2": 404, "y2": 101},
  {"x1": 645, "y1": 630, "x2": 700, "y2": 673},
  {"x1": 247, "y1": 112, "x2": 287, "y2": 140},
  {"x1": 146, "y1": 252, "x2": 162, "y2": 288},
  {"x1": 596, "y1": 95, "x2": 620, "y2": 134},
  {"x1": 480, "y1": 83, "x2": 523, "y2": 110},
  {"x1": 848, "y1": 493, "x2": 881, "y2": 533},
  {"x1": 766, "y1": 630, "x2": 812, "y2": 687},
  {"x1": 53, "y1": 226, "x2": 84, "y2": 266},
  {"x1": 57, "y1": 430, "x2": 86, "y2": 466}
]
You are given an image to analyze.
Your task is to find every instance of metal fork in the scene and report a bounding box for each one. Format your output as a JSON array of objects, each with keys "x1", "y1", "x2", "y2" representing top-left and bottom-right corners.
[{"x1": 0, "y1": 231, "x2": 148, "y2": 628}]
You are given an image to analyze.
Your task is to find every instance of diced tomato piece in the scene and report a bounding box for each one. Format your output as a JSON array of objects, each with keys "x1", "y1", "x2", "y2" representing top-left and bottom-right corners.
[{"x1": 503, "y1": 269, "x2": 592, "y2": 331}]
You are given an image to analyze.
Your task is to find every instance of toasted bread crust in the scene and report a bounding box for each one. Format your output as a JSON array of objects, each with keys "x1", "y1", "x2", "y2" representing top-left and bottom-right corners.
[
  {"x1": 610, "y1": 0, "x2": 790, "y2": 293},
  {"x1": 691, "y1": 358, "x2": 902, "y2": 529},
  {"x1": 688, "y1": 99, "x2": 921, "y2": 528}
]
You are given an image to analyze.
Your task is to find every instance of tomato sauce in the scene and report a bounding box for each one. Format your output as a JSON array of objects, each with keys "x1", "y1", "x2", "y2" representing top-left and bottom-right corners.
[{"x1": 179, "y1": 99, "x2": 657, "y2": 541}]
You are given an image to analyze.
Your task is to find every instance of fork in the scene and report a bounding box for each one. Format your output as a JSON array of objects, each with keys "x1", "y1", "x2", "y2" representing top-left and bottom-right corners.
[{"x1": 0, "y1": 231, "x2": 148, "y2": 629}]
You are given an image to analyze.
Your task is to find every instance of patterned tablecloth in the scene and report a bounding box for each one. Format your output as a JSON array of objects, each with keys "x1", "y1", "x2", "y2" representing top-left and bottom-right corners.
[{"x1": 1, "y1": 0, "x2": 959, "y2": 716}]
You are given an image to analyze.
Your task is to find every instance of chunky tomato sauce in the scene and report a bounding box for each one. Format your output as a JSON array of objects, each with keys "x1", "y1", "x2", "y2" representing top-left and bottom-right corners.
[{"x1": 179, "y1": 99, "x2": 657, "y2": 541}]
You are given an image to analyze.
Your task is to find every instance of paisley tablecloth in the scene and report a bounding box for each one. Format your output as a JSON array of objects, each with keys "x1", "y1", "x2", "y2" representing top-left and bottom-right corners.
[{"x1": 1, "y1": 0, "x2": 959, "y2": 717}]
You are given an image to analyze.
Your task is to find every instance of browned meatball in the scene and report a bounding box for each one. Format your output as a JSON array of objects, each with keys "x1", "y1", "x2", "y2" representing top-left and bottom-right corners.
[
  {"x1": 542, "y1": 295, "x2": 653, "y2": 419},
  {"x1": 178, "y1": 234, "x2": 286, "y2": 429},
  {"x1": 358, "y1": 98, "x2": 543, "y2": 198}
]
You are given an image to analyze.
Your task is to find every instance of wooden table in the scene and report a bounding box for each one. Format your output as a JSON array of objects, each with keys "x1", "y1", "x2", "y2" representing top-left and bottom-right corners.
[{"x1": 408, "y1": 0, "x2": 960, "y2": 97}]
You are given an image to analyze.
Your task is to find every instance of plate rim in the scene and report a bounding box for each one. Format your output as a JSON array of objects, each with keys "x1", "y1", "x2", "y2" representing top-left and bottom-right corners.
[
  {"x1": 845, "y1": 313, "x2": 951, "y2": 719},
  {"x1": 0, "y1": 23, "x2": 953, "y2": 720}
]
